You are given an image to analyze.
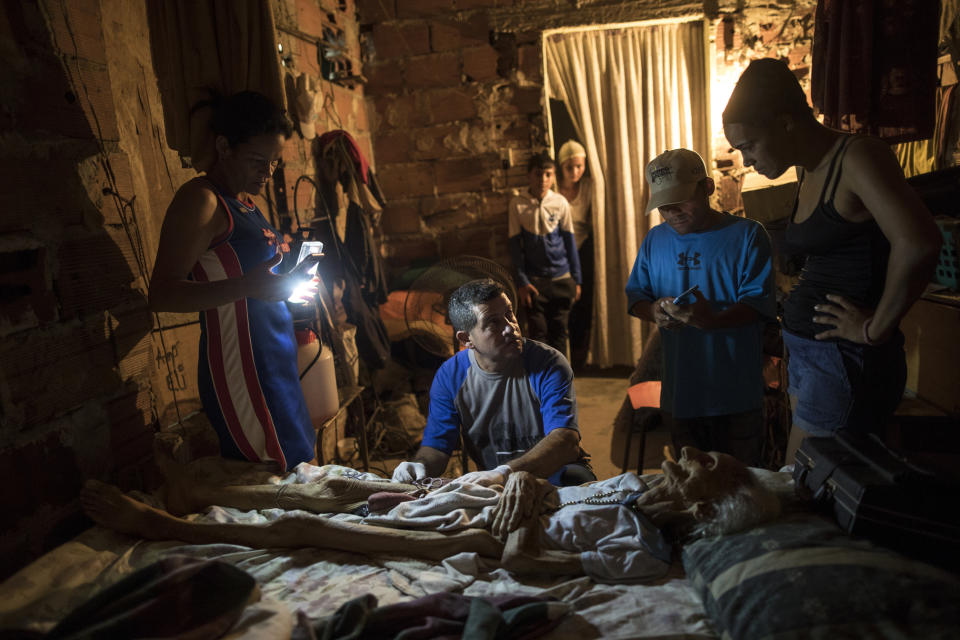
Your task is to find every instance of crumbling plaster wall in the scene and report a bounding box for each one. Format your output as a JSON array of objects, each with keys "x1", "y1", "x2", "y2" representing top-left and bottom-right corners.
[
  {"x1": 358, "y1": 0, "x2": 816, "y2": 276},
  {"x1": 0, "y1": 0, "x2": 187, "y2": 580},
  {"x1": 0, "y1": 0, "x2": 371, "y2": 580},
  {"x1": 274, "y1": 0, "x2": 375, "y2": 221}
]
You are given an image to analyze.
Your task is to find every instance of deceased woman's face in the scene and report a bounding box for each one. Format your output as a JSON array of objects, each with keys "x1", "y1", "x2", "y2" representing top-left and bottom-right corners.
[{"x1": 661, "y1": 446, "x2": 751, "y2": 503}]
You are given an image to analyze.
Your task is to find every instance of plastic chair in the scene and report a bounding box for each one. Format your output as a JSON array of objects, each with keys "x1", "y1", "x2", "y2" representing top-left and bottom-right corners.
[{"x1": 622, "y1": 381, "x2": 662, "y2": 474}]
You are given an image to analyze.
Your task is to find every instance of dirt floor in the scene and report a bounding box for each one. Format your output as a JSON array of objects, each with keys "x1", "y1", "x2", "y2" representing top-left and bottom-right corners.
[{"x1": 573, "y1": 368, "x2": 670, "y2": 479}]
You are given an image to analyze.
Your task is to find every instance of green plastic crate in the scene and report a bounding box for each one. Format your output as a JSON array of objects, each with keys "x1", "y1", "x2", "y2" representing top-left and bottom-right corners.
[{"x1": 934, "y1": 217, "x2": 960, "y2": 291}]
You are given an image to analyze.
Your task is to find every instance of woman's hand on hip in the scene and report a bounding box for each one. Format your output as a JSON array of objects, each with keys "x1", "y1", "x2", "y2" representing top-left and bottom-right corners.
[{"x1": 813, "y1": 294, "x2": 874, "y2": 342}]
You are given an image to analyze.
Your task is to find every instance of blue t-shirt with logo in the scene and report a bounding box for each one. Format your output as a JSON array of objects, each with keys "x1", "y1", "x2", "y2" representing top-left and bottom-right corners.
[{"x1": 625, "y1": 214, "x2": 774, "y2": 418}]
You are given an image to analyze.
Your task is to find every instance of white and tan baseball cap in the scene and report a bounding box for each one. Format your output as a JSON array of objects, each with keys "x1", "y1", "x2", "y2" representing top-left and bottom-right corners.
[{"x1": 645, "y1": 149, "x2": 707, "y2": 214}]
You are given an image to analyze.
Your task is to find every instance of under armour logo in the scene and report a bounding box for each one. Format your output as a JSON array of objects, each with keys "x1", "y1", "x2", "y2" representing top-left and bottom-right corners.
[
  {"x1": 649, "y1": 166, "x2": 673, "y2": 184},
  {"x1": 677, "y1": 251, "x2": 700, "y2": 270}
]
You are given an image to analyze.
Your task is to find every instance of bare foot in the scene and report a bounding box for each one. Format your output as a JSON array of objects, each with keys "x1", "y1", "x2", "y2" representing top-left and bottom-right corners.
[{"x1": 80, "y1": 480, "x2": 175, "y2": 538}]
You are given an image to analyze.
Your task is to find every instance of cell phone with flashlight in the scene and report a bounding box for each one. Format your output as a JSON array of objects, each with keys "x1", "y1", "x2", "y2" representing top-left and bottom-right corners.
[
  {"x1": 672, "y1": 284, "x2": 699, "y2": 305},
  {"x1": 287, "y1": 242, "x2": 323, "y2": 304},
  {"x1": 296, "y1": 241, "x2": 324, "y2": 266},
  {"x1": 290, "y1": 241, "x2": 324, "y2": 276}
]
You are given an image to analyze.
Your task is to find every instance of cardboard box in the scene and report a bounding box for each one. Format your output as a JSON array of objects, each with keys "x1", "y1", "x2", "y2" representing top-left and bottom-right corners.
[{"x1": 901, "y1": 296, "x2": 960, "y2": 414}]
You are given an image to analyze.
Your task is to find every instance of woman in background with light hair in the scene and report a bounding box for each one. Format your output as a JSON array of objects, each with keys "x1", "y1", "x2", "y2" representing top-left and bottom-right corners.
[{"x1": 556, "y1": 140, "x2": 594, "y2": 370}]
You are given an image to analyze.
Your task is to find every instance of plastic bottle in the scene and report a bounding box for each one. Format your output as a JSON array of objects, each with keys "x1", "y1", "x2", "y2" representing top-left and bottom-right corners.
[{"x1": 295, "y1": 329, "x2": 339, "y2": 427}]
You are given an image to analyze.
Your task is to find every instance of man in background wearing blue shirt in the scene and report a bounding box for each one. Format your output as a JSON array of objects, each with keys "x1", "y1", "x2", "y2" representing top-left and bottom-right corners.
[
  {"x1": 626, "y1": 149, "x2": 775, "y2": 466},
  {"x1": 392, "y1": 279, "x2": 594, "y2": 487}
]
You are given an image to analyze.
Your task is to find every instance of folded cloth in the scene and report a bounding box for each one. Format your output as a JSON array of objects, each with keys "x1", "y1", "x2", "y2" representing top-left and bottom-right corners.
[
  {"x1": 362, "y1": 481, "x2": 501, "y2": 532},
  {"x1": 44, "y1": 555, "x2": 256, "y2": 639},
  {"x1": 294, "y1": 591, "x2": 569, "y2": 640}
]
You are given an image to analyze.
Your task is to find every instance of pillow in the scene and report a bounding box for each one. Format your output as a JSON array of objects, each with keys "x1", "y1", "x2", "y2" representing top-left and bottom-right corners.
[{"x1": 682, "y1": 510, "x2": 960, "y2": 640}]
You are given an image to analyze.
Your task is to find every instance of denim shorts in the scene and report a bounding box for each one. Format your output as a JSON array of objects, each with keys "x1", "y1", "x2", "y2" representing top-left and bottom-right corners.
[{"x1": 782, "y1": 328, "x2": 906, "y2": 437}]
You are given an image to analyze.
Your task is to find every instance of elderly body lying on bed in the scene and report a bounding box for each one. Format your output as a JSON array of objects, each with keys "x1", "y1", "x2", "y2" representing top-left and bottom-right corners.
[{"x1": 81, "y1": 447, "x2": 779, "y2": 583}]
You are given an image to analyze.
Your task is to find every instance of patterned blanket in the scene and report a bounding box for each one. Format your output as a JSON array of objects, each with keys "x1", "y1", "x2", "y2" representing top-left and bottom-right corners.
[{"x1": 0, "y1": 464, "x2": 717, "y2": 639}]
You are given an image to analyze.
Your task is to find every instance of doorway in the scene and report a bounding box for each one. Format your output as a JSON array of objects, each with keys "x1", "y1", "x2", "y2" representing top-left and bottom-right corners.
[{"x1": 543, "y1": 17, "x2": 711, "y2": 367}]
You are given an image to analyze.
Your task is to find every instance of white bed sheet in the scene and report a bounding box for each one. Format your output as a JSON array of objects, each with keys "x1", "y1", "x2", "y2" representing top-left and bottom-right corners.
[
  {"x1": 0, "y1": 467, "x2": 719, "y2": 639},
  {"x1": 0, "y1": 528, "x2": 716, "y2": 638}
]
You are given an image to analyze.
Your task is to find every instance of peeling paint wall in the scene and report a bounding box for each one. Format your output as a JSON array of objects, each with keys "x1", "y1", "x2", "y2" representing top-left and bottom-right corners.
[
  {"x1": 0, "y1": 0, "x2": 183, "y2": 579},
  {"x1": 712, "y1": 4, "x2": 816, "y2": 212},
  {"x1": 359, "y1": 0, "x2": 816, "y2": 276},
  {"x1": 0, "y1": 0, "x2": 372, "y2": 580}
]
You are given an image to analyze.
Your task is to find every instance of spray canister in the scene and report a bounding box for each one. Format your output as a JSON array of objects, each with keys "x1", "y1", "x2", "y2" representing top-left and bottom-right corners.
[{"x1": 295, "y1": 328, "x2": 339, "y2": 427}]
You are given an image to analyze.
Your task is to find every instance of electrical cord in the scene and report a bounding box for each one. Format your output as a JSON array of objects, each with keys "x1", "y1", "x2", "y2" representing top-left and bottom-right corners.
[
  {"x1": 292, "y1": 172, "x2": 344, "y2": 264},
  {"x1": 298, "y1": 321, "x2": 323, "y2": 381}
]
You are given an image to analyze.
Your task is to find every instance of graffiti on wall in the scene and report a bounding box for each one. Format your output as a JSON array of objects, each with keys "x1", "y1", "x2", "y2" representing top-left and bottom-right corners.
[{"x1": 155, "y1": 341, "x2": 188, "y2": 391}]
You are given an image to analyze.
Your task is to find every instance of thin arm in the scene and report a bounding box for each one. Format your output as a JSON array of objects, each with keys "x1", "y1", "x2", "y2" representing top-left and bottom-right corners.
[
  {"x1": 502, "y1": 427, "x2": 581, "y2": 478},
  {"x1": 148, "y1": 181, "x2": 246, "y2": 311}
]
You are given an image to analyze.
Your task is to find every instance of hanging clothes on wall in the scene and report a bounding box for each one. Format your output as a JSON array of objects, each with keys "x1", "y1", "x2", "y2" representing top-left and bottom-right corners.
[
  {"x1": 316, "y1": 131, "x2": 385, "y2": 222},
  {"x1": 316, "y1": 130, "x2": 388, "y2": 303},
  {"x1": 317, "y1": 130, "x2": 372, "y2": 185},
  {"x1": 895, "y1": 80, "x2": 958, "y2": 177},
  {"x1": 146, "y1": 0, "x2": 286, "y2": 171},
  {"x1": 343, "y1": 200, "x2": 389, "y2": 306},
  {"x1": 811, "y1": 0, "x2": 939, "y2": 143},
  {"x1": 314, "y1": 130, "x2": 391, "y2": 370},
  {"x1": 892, "y1": 5, "x2": 960, "y2": 176}
]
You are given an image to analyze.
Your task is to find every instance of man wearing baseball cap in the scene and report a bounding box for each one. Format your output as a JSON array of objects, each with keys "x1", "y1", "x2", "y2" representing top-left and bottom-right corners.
[{"x1": 625, "y1": 148, "x2": 775, "y2": 466}]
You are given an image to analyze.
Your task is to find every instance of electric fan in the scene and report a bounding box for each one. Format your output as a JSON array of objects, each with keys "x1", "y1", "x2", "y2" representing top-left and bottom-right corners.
[{"x1": 403, "y1": 256, "x2": 518, "y2": 358}]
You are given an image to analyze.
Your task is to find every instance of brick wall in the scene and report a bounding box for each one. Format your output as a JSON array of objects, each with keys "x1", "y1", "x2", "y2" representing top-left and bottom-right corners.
[
  {"x1": 0, "y1": 0, "x2": 173, "y2": 580},
  {"x1": 272, "y1": 0, "x2": 375, "y2": 226},
  {"x1": 712, "y1": 5, "x2": 816, "y2": 213},
  {"x1": 358, "y1": 0, "x2": 815, "y2": 277},
  {"x1": 361, "y1": 1, "x2": 546, "y2": 272},
  {"x1": 0, "y1": 0, "x2": 372, "y2": 580}
]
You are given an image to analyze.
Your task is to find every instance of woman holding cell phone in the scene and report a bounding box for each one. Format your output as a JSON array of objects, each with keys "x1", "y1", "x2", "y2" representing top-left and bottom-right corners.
[{"x1": 148, "y1": 91, "x2": 319, "y2": 471}]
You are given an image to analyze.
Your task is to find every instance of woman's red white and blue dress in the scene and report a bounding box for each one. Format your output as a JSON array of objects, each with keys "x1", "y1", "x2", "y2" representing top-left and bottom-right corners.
[{"x1": 189, "y1": 185, "x2": 315, "y2": 471}]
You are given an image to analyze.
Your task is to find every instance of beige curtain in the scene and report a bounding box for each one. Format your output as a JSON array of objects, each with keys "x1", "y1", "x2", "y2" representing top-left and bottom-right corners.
[
  {"x1": 545, "y1": 19, "x2": 709, "y2": 367},
  {"x1": 146, "y1": 0, "x2": 286, "y2": 171}
]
